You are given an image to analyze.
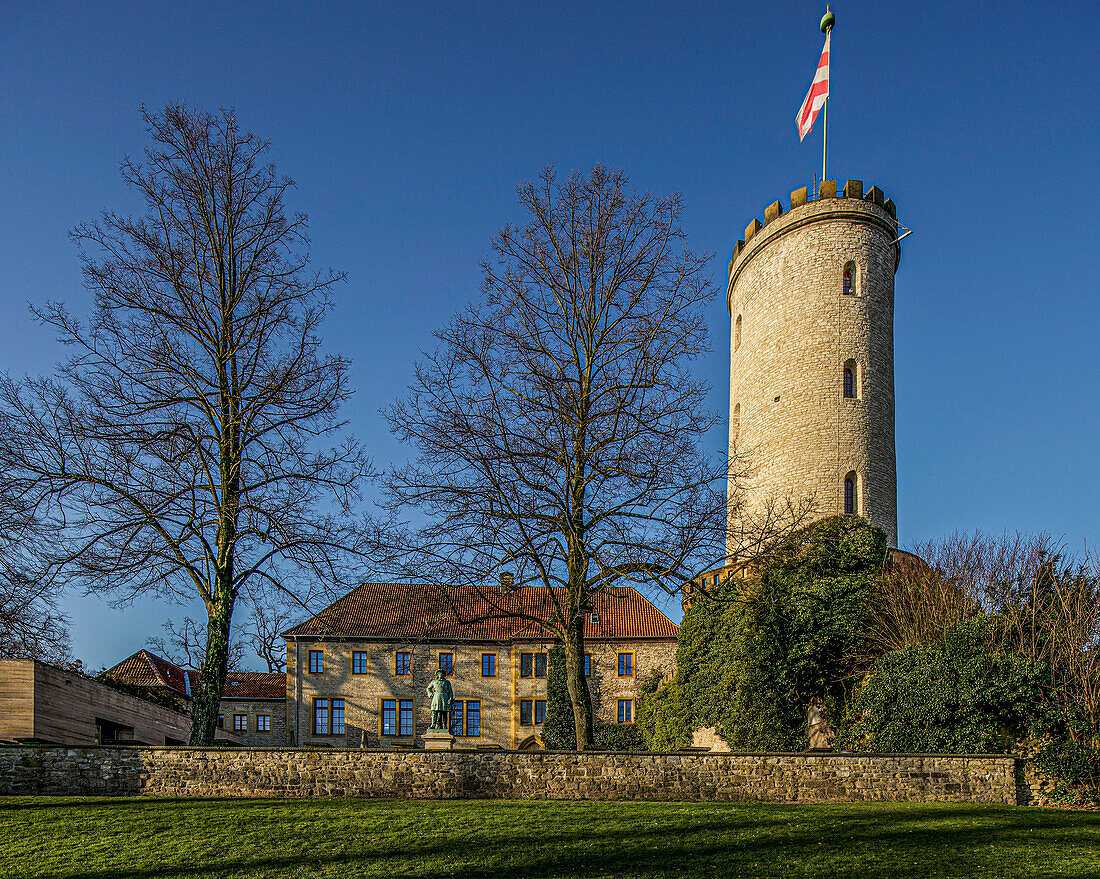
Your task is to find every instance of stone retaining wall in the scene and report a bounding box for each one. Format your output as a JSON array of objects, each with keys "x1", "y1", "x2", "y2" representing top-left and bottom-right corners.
[{"x1": 0, "y1": 747, "x2": 1019, "y2": 804}]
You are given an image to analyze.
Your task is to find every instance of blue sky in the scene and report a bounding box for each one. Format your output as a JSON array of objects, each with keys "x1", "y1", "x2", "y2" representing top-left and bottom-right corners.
[{"x1": 2, "y1": 1, "x2": 1097, "y2": 668}]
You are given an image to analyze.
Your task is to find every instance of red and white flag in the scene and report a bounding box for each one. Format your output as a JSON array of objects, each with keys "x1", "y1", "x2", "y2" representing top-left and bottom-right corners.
[{"x1": 796, "y1": 31, "x2": 830, "y2": 141}]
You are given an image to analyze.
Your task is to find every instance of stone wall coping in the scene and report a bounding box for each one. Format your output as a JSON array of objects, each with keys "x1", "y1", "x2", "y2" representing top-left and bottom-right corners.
[{"x1": 2, "y1": 745, "x2": 1015, "y2": 760}]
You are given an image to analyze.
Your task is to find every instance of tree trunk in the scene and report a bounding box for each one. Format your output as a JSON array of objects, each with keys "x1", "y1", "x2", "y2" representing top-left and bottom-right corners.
[
  {"x1": 188, "y1": 576, "x2": 235, "y2": 744},
  {"x1": 563, "y1": 612, "x2": 594, "y2": 750}
]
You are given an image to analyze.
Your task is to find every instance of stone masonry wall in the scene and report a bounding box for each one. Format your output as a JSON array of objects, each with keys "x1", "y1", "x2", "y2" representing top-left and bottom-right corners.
[
  {"x1": 727, "y1": 181, "x2": 899, "y2": 547},
  {"x1": 0, "y1": 747, "x2": 1018, "y2": 804},
  {"x1": 218, "y1": 699, "x2": 287, "y2": 748}
]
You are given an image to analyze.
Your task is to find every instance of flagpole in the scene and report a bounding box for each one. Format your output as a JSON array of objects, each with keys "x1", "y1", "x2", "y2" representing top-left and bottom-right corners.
[{"x1": 820, "y1": 8, "x2": 834, "y2": 183}]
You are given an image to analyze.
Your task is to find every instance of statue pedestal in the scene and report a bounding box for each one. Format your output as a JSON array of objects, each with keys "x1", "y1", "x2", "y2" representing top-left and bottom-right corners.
[{"x1": 423, "y1": 729, "x2": 455, "y2": 751}]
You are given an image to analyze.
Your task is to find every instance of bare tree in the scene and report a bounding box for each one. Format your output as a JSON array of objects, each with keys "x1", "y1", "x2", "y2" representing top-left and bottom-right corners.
[
  {"x1": 0, "y1": 448, "x2": 71, "y2": 663},
  {"x1": 239, "y1": 591, "x2": 297, "y2": 673},
  {"x1": 0, "y1": 105, "x2": 375, "y2": 742},
  {"x1": 385, "y1": 166, "x2": 735, "y2": 749},
  {"x1": 147, "y1": 616, "x2": 243, "y2": 672},
  {"x1": 865, "y1": 547, "x2": 980, "y2": 656}
]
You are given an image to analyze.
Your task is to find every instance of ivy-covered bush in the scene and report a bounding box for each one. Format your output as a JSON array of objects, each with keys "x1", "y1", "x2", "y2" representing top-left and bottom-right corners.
[
  {"x1": 594, "y1": 722, "x2": 645, "y2": 751},
  {"x1": 639, "y1": 516, "x2": 888, "y2": 751},
  {"x1": 836, "y1": 620, "x2": 1046, "y2": 752},
  {"x1": 636, "y1": 671, "x2": 692, "y2": 751},
  {"x1": 543, "y1": 645, "x2": 649, "y2": 750},
  {"x1": 542, "y1": 645, "x2": 576, "y2": 750}
]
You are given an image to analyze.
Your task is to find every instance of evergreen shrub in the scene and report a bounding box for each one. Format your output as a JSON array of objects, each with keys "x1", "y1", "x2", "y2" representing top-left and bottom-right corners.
[
  {"x1": 836, "y1": 620, "x2": 1046, "y2": 753},
  {"x1": 638, "y1": 516, "x2": 887, "y2": 751}
]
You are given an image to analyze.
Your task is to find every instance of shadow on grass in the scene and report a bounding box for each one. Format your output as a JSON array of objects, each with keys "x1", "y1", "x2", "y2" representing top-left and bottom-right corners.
[{"x1": 9, "y1": 800, "x2": 1100, "y2": 879}]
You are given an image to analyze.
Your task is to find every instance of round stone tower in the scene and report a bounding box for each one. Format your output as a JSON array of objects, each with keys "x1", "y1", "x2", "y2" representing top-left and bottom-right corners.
[{"x1": 727, "y1": 179, "x2": 899, "y2": 547}]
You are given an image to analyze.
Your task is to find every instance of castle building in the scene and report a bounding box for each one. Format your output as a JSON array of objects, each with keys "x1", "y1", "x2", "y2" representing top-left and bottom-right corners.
[
  {"x1": 727, "y1": 179, "x2": 900, "y2": 548},
  {"x1": 282, "y1": 582, "x2": 678, "y2": 749}
]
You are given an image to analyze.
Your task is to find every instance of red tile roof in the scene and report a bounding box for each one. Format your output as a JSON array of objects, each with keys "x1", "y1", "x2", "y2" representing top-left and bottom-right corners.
[
  {"x1": 282, "y1": 583, "x2": 679, "y2": 642},
  {"x1": 104, "y1": 649, "x2": 190, "y2": 697},
  {"x1": 106, "y1": 652, "x2": 285, "y2": 700},
  {"x1": 222, "y1": 672, "x2": 286, "y2": 700}
]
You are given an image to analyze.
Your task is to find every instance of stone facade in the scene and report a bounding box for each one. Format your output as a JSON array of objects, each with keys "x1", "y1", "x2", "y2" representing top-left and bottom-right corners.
[
  {"x1": 286, "y1": 637, "x2": 677, "y2": 749},
  {"x1": 0, "y1": 746, "x2": 1020, "y2": 804},
  {"x1": 727, "y1": 180, "x2": 899, "y2": 547},
  {"x1": 218, "y1": 697, "x2": 287, "y2": 748}
]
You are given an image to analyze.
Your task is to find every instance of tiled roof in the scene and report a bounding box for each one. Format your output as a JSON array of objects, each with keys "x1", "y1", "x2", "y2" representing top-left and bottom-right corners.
[
  {"x1": 104, "y1": 649, "x2": 190, "y2": 697},
  {"x1": 282, "y1": 583, "x2": 679, "y2": 641},
  {"x1": 106, "y1": 651, "x2": 285, "y2": 700},
  {"x1": 222, "y1": 672, "x2": 285, "y2": 700}
]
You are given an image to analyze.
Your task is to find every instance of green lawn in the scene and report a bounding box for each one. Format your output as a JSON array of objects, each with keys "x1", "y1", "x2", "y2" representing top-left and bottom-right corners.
[{"x1": 1, "y1": 797, "x2": 1097, "y2": 879}]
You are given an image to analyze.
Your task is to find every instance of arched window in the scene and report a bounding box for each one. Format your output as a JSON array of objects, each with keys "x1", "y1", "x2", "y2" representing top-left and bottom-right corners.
[
  {"x1": 843, "y1": 261, "x2": 857, "y2": 295},
  {"x1": 844, "y1": 471, "x2": 858, "y2": 515},
  {"x1": 843, "y1": 358, "x2": 859, "y2": 399},
  {"x1": 734, "y1": 314, "x2": 742, "y2": 351},
  {"x1": 732, "y1": 403, "x2": 740, "y2": 443}
]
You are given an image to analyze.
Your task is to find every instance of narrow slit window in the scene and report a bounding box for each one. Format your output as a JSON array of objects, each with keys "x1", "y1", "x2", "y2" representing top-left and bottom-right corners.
[
  {"x1": 844, "y1": 472, "x2": 858, "y2": 515},
  {"x1": 734, "y1": 314, "x2": 743, "y2": 350},
  {"x1": 843, "y1": 359, "x2": 859, "y2": 399},
  {"x1": 843, "y1": 262, "x2": 857, "y2": 295}
]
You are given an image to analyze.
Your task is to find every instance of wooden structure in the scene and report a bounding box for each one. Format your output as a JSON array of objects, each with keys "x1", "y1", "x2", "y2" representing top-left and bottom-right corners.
[{"x1": 0, "y1": 660, "x2": 238, "y2": 746}]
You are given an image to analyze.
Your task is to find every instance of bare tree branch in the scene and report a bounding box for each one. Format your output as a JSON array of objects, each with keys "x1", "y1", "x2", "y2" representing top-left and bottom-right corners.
[
  {"x1": 384, "y1": 165, "x2": 786, "y2": 749},
  {"x1": 147, "y1": 616, "x2": 244, "y2": 672},
  {"x1": 0, "y1": 105, "x2": 380, "y2": 742}
]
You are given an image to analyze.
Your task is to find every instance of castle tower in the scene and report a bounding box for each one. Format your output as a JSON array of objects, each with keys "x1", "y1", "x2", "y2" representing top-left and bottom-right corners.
[{"x1": 727, "y1": 179, "x2": 899, "y2": 548}]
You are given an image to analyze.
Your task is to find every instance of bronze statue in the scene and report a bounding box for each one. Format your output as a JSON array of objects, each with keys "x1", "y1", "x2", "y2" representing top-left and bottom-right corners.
[{"x1": 426, "y1": 668, "x2": 454, "y2": 730}]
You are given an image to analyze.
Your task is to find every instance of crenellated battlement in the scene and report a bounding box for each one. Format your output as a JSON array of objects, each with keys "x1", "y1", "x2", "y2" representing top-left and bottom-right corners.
[{"x1": 728, "y1": 180, "x2": 897, "y2": 278}]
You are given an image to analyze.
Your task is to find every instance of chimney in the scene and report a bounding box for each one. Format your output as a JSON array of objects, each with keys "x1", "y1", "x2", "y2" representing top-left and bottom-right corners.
[{"x1": 499, "y1": 571, "x2": 515, "y2": 594}]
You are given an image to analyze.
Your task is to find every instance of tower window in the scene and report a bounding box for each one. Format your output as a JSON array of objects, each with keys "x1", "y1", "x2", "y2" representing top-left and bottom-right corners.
[
  {"x1": 734, "y1": 314, "x2": 743, "y2": 351},
  {"x1": 844, "y1": 471, "x2": 858, "y2": 515},
  {"x1": 732, "y1": 403, "x2": 740, "y2": 443},
  {"x1": 843, "y1": 359, "x2": 860, "y2": 400},
  {"x1": 843, "y1": 262, "x2": 858, "y2": 295}
]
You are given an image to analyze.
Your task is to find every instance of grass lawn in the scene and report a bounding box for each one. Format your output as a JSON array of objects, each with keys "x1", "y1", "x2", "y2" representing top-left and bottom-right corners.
[{"x1": 1, "y1": 797, "x2": 1098, "y2": 879}]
